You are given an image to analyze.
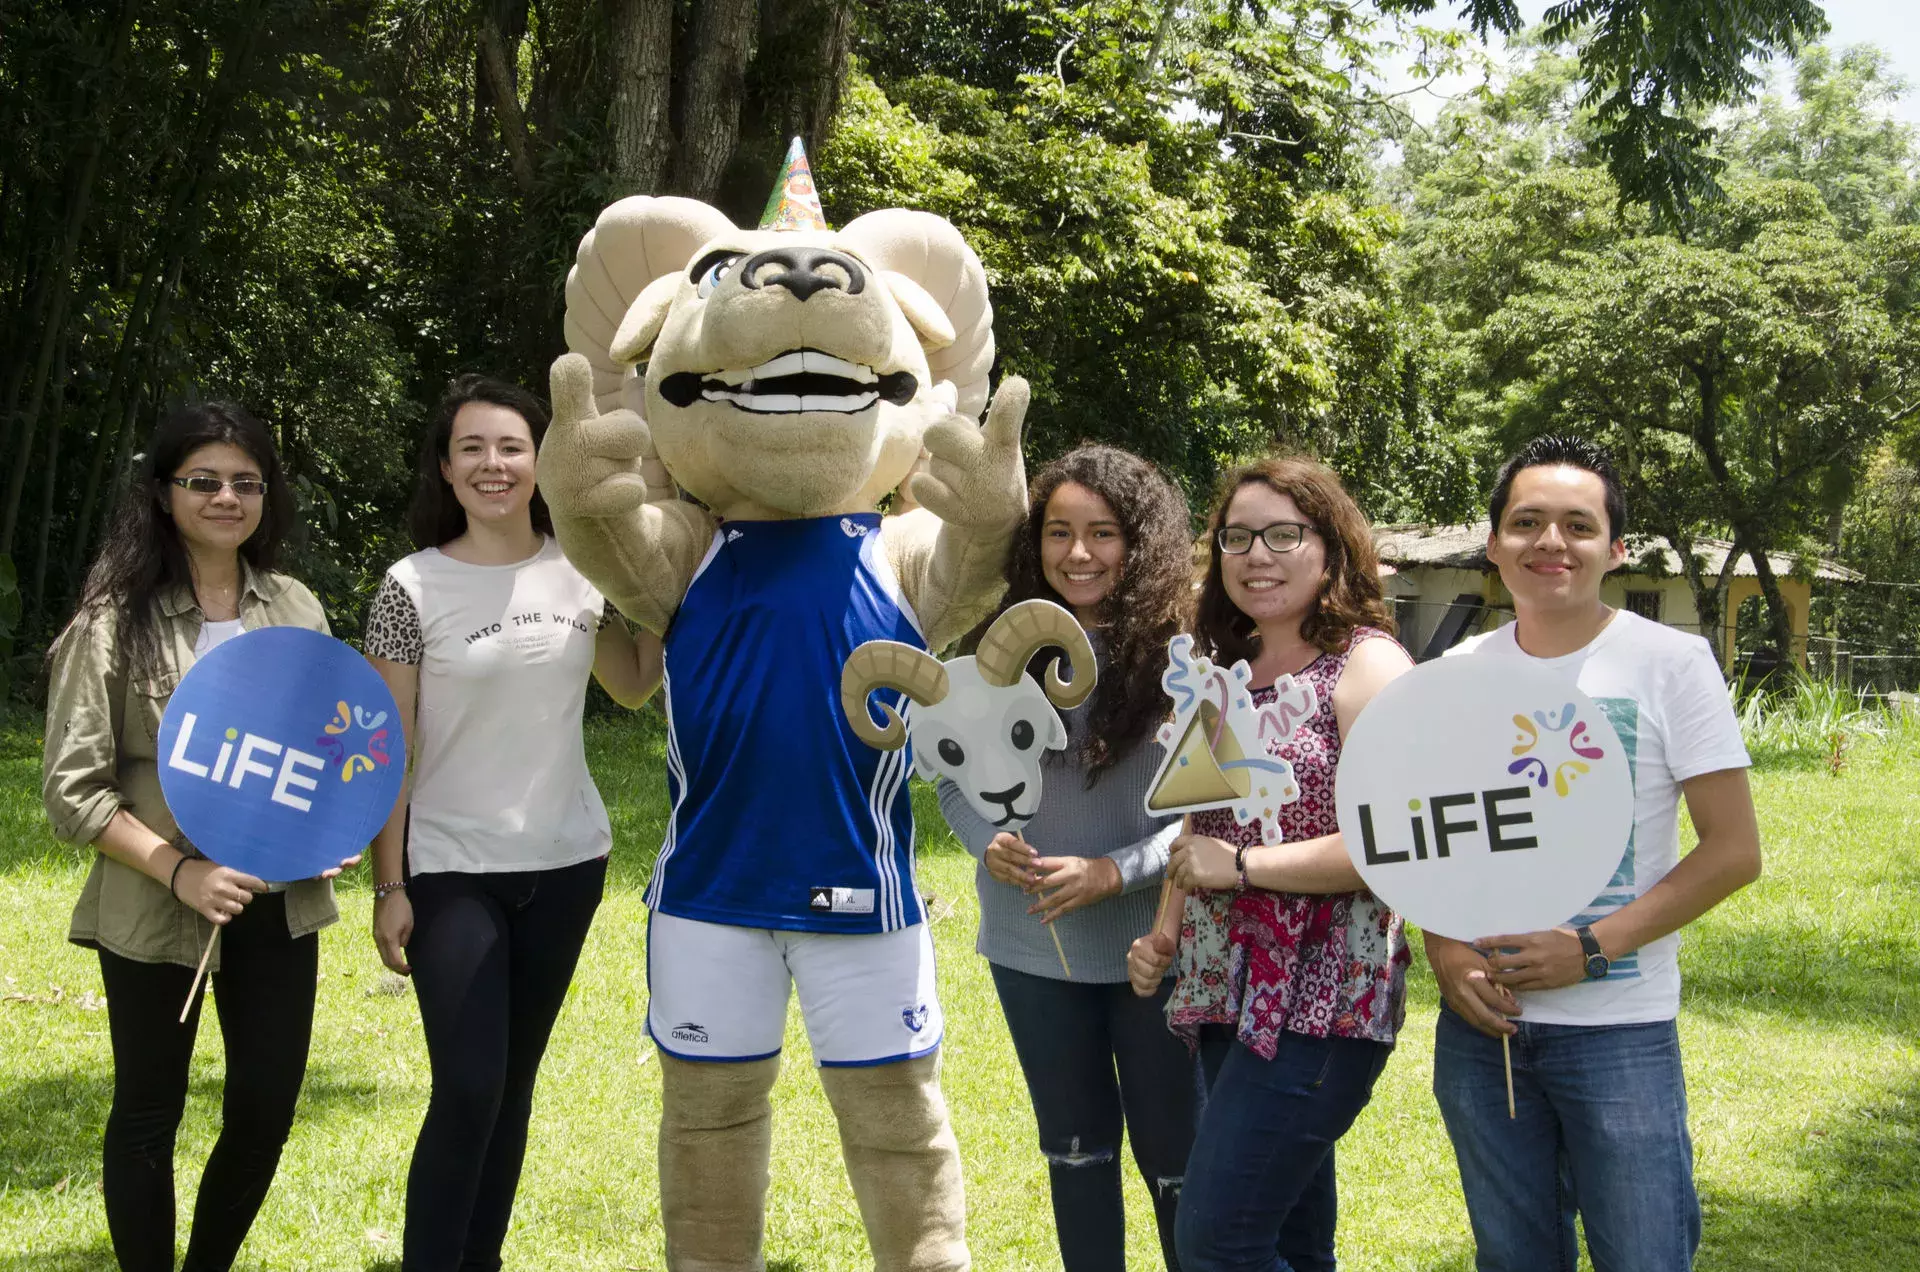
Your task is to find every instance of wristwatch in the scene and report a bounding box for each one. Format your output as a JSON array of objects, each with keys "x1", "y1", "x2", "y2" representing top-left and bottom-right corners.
[{"x1": 1575, "y1": 925, "x2": 1609, "y2": 980}]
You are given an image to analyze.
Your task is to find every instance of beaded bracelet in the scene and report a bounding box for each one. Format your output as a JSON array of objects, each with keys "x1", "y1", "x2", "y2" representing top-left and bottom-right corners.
[
  {"x1": 374, "y1": 880, "x2": 407, "y2": 900},
  {"x1": 1234, "y1": 844, "x2": 1249, "y2": 890}
]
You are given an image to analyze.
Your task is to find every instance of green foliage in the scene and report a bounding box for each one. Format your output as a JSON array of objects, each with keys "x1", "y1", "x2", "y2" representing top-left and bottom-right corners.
[
  {"x1": 0, "y1": 558, "x2": 18, "y2": 700},
  {"x1": 1733, "y1": 667, "x2": 1886, "y2": 771},
  {"x1": 1724, "y1": 45, "x2": 1920, "y2": 235},
  {"x1": 1377, "y1": 0, "x2": 1830, "y2": 227},
  {"x1": 1393, "y1": 41, "x2": 1920, "y2": 663},
  {"x1": 1, "y1": 0, "x2": 1912, "y2": 678},
  {"x1": 1823, "y1": 447, "x2": 1920, "y2": 663},
  {"x1": 830, "y1": 1, "x2": 1477, "y2": 518}
]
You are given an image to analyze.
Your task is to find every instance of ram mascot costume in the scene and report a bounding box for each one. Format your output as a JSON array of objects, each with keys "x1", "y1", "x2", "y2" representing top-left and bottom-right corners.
[{"x1": 538, "y1": 144, "x2": 1023, "y2": 1271}]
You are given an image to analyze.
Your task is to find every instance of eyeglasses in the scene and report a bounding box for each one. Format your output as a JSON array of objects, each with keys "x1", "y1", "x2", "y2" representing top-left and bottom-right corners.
[
  {"x1": 170, "y1": 476, "x2": 267, "y2": 498},
  {"x1": 1217, "y1": 522, "x2": 1313, "y2": 555}
]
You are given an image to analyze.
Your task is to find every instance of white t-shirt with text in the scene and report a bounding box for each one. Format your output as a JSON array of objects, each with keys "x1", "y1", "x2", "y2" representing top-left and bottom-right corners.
[
  {"x1": 1449, "y1": 610, "x2": 1751, "y2": 1026},
  {"x1": 365, "y1": 538, "x2": 610, "y2": 875}
]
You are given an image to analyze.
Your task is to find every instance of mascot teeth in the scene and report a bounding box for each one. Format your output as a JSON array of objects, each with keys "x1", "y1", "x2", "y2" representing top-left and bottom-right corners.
[{"x1": 660, "y1": 348, "x2": 918, "y2": 414}]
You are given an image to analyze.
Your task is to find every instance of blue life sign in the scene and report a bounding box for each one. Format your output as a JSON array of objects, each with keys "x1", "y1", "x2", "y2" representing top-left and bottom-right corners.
[{"x1": 158, "y1": 627, "x2": 403, "y2": 880}]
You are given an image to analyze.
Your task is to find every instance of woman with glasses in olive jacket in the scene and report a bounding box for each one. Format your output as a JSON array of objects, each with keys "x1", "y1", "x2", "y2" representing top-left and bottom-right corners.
[{"x1": 43, "y1": 402, "x2": 356, "y2": 1272}]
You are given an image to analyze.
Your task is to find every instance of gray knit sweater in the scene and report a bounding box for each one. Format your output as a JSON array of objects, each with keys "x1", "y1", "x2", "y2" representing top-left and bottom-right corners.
[{"x1": 936, "y1": 635, "x2": 1180, "y2": 982}]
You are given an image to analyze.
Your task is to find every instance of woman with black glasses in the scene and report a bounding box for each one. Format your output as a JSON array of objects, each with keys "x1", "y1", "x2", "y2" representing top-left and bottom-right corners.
[
  {"x1": 43, "y1": 402, "x2": 354, "y2": 1271},
  {"x1": 1127, "y1": 457, "x2": 1413, "y2": 1272}
]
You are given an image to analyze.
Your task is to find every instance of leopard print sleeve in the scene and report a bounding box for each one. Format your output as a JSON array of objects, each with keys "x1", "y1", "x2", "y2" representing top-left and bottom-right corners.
[{"x1": 363, "y1": 574, "x2": 424, "y2": 665}]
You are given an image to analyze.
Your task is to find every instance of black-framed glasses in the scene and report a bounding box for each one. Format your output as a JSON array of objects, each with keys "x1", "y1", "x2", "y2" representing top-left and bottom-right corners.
[
  {"x1": 1217, "y1": 521, "x2": 1312, "y2": 555},
  {"x1": 170, "y1": 476, "x2": 267, "y2": 498}
]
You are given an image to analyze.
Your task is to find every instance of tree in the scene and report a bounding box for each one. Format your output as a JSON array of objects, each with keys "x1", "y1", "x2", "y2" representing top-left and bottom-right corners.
[
  {"x1": 829, "y1": 0, "x2": 1477, "y2": 517},
  {"x1": 1375, "y1": 0, "x2": 1829, "y2": 226},
  {"x1": 1395, "y1": 44, "x2": 1920, "y2": 665},
  {"x1": 1723, "y1": 44, "x2": 1918, "y2": 236},
  {"x1": 0, "y1": 0, "x2": 869, "y2": 675}
]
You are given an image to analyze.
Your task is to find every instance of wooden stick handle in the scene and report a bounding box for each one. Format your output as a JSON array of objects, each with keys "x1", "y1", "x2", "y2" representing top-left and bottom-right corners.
[
  {"x1": 1502, "y1": 1032, "x2": 1516, "y2": 1120},
  {"x1": 180, "y1": 926, "x2": 219, "y2": 1025},
  {"x1": 1048, "y1": 921, "x2": 1071, "y2": 978},
  {"x1": 1015, "y1": 829, "x2": 1073, "y2": 978},
  {"x1": 1150, "y1": 814, "x2": 1192, "y2": 941}
]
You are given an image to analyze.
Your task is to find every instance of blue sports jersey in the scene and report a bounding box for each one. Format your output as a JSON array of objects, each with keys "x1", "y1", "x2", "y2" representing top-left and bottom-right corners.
[{"x1": 649, "y1": 513, "x2": 926, "y2": 934}]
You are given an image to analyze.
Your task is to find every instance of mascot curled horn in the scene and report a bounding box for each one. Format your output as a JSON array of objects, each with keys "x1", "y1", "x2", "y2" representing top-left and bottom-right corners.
[{"x1": 538, "y1": 140, "x2": 1023, "y2": 1271}]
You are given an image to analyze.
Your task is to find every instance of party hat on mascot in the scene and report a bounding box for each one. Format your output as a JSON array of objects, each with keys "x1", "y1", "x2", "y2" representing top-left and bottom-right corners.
[{"x1": 759, "y1": 136, "x2": 829, "y2": 231}]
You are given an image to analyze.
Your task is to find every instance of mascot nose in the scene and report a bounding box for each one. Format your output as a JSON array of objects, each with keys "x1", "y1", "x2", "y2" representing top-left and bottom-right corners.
[{"x1": 740, "y1": 246, "x2": 868, "y2": 301}]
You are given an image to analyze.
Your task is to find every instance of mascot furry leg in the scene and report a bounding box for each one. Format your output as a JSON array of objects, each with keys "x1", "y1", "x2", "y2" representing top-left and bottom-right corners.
[
  {"x1": 820, "y1": 1055, "x2": 968, "y2": 1268},
  {"x1": 657, "y1": 1054, "x2": 780, "y2": 1270},
  {"x1": 656, "y1": 1052, "x2": 966, "y2": 1271}
]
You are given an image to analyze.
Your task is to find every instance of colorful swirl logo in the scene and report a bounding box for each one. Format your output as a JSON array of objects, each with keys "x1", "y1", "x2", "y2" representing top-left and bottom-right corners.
[
  {"x1": 314, "y1": 701, "x2": 392, "y2": 783},
  {"x1": 1508, "y1": 702, "x2": 1606, "y2": 797}
]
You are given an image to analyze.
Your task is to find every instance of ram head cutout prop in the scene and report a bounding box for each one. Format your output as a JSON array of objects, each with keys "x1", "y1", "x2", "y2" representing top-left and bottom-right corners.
[{"x1": 841, "y1": 601, "x2": 1097, "y2": 829}]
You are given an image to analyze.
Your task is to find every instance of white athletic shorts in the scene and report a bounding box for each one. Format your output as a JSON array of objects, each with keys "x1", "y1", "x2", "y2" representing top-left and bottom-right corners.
[{"x1": 645, "y1": 911, "x2": 945, "y2": 1066}]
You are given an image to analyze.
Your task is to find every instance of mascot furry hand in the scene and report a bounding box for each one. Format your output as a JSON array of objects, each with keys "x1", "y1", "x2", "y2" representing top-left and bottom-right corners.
[{"x1": 539, "y1": 145, "x2": 1022, "y2": 1272}]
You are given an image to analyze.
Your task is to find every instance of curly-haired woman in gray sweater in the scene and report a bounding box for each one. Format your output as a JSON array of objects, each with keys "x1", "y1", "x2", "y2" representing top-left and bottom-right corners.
[{"x1": 937, "y1": 443, "x2": 1195, "y2": 1271}]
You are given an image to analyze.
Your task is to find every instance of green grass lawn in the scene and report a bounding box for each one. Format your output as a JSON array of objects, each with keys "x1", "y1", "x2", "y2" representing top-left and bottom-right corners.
[{"x1": 1, "y1": 705, "x2": 1915, "y2": 1270}]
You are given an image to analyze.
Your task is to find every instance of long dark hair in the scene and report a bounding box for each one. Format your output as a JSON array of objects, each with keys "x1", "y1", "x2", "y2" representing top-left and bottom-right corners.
[
  {"x1": 1000, "y1": 444, "x2": 1192, "y2": 778},
  {"x1": 75, "y1": 401, "x2": 292, "y2": 682},
  {"x1": 1193, "y1": 456, "x2": 1393, "y2": 667},
  {"x1": 408, "y1": 374, "x2": 554, "y2": 549}
]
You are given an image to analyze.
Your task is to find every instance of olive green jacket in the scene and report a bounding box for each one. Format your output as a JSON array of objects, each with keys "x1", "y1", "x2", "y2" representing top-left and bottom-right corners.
[{"x1": 43, "y1": 565, "x2": 340, "y2": 969}]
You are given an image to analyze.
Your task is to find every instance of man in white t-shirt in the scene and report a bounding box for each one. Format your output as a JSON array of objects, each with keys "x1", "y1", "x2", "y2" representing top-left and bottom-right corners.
[{"x1": 1427, "y1": 435, "x2": 1762, "y2": 1272}]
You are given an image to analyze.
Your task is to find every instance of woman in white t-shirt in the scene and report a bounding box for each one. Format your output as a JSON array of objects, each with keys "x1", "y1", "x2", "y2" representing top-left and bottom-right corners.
[{"x1": 364, "y1": 374, "x2": 660, "y2": 1272}]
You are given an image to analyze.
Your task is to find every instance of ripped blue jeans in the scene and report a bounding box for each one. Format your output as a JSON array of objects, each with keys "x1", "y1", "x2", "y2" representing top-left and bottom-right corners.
[{"x1": 991, "y1": 963, "x2": 1201, "y2": 1271}]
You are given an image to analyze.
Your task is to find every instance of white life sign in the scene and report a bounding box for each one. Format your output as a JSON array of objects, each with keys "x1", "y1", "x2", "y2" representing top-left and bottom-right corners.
[{"x1": 1335, "y1": 656, "x2": 1633, "y2": 941}]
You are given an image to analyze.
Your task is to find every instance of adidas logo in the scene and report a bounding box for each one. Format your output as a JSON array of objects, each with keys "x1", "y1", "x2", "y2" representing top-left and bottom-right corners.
[{"x1": 726, "y1": 528, "x2": 744, "y2": 543}]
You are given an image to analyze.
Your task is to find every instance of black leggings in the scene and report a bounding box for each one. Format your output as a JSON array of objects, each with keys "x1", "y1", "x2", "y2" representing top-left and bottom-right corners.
[
  {"x1": 96, "y1": 891, "x2": 317, "y2": 1272},
  {"x1": 402, "y1": 855, "x2": 605, "y2": 1272}
]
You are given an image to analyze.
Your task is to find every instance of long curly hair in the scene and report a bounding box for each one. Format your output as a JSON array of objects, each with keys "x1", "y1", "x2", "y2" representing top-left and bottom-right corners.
[
  {"x1": 998, "y1": 444, "x2": 1192, "y2": 779},
  {"x1": 73, "y1": 402, "x2": 294, "y2": 683},
  {"x1": 1193, "y1": 456, "x2": 1393, "y2": 666}
]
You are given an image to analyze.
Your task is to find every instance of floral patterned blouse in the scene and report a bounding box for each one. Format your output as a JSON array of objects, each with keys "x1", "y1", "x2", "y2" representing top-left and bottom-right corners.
[{"x1": 1166, "y1": 627, "x2": 1410, "y2": 1057}]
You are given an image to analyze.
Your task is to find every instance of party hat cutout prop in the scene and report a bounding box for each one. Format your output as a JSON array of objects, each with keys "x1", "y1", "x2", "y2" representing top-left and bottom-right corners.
[
  {"x1": 1147, "y1": 701, "x2": 1252, "y2": 811},
  {"x1": 1142, "y1": 636, "x2": 1319, "y2": 843},
  {"x1": 759, "y1": 136, "x2": 829, "y2": 232}
]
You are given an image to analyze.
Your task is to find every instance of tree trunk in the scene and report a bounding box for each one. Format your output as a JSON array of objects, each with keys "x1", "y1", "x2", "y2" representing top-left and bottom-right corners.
[
  {"x1": 1145, "y1": 0, "x2": 1179, "y2": 73},
  {"x1": 67, "y1": 1, "x2": 261, "y2": 584},
  {"x1": 84, "y1": 253, "x2": 185, "y2": 573},
  {"x1": 671, "y1": 0, "x2": 756, "y2": 202},
  {"x1": 27, "y1": 327, "x2": 69, "y2": 632},
  {"x1": 2, "y1": 137, "x2": 107, "y2": 555},
  {"x1": 0, "y1": 0, "x2": 136, "y2": 556},
  {"x1": 1654, "y1": 511, "x2": 1734, "y2": 666},
  {"x1": 752, "y1": 0, "x2": 854, "y2": 150},
  {"x1": 1743, "y1": 535, "x2": 1799, "y2": 667},
  {"x1": 606, "y1": 0, "x2": 674, "y2": 194},
  {"x1": 477, "y1": 11, "x2": 539, "y2": 196}
]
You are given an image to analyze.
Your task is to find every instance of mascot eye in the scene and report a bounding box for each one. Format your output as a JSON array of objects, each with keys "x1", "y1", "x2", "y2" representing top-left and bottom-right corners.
[
  {"x1": 1010, "y1": 719, "x2": 1035, "y2": 751},
  {"x1": 937, "y1": 738, "x2": 966, "y2": 767},
  {"x1": 695, "y1": 253, "x2": 743, "y2": 298}
]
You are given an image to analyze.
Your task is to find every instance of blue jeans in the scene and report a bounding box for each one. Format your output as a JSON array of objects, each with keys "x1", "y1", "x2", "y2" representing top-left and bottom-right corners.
[
  {"x1": 990, "y1": 963, "x2": 1201, "y2": 1272},
  {"x1": 1432, "y1": 1003, "x2": 1701, "y2": 1272},
  {"x1": 1175, "y1": 1031, "x2": 1393, "y2": 1272}
]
